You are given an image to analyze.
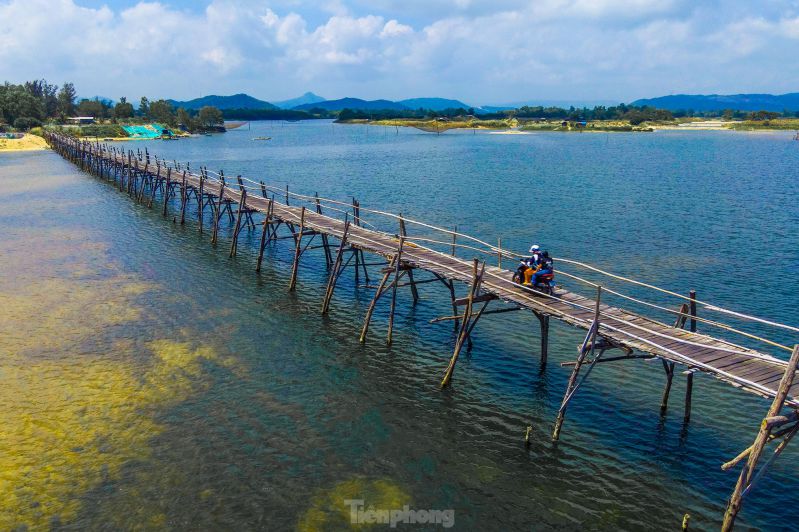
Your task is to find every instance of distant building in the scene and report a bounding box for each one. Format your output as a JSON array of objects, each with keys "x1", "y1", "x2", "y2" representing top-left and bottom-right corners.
[{"x1": 67, "y1": 116, "x2": 95, "y2": 124}]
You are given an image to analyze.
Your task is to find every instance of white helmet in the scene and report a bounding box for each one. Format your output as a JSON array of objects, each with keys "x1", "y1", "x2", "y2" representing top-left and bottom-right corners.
[{"x1": 529, "y1": 244, "x2": 540, "y2": 253}]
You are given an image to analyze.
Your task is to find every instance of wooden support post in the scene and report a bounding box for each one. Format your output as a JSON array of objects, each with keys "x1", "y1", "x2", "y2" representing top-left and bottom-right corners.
[
  {"x1": 255, "y1": 199, "x2": 274, "y2": 273},
  {"x1": 552, "y1": 286, "x2": 602, "y2": 441},
  {"x1": 161, "y1": 168, "x2": 172, "y2": 216},
  {"x1": 148, "y1": 163, "x2": 159, "y2": 208},
  {"x1": 447, "y1": 279, "x2": 459, "y2": 332},
  {"x1": 721, "y1": 344, "x2": 799, "y2": 531},
  {"x1": 137, "y1": 163, "x2": 148, "y2": 203},
  {"x1": 288, "y1": 206, "x2": 305, "y2": 291},
  {"x1": 689, "y1": 289, "x2": 697, "y2": 332},
  {"x1": 684, "y1": 371, "x2": 694, "y2": 423},
  {"x1": 179, "y1": 171, "x2": 188, "y2": 225},
  {"x1": 498, "y1": 237, "x2": 502, "y2": 269},
  {"x1": 198, "y1": 170, "x2": 205, "y2": 233},
  {"x1": 322, "y1": 219, "x2": 351, "y2": 314},
  {"x1": 359, "y1": 256, "x2": 397, "y2": 343},
  {"x1": 386, "y1": 236, "x2": 405, "y2": 345},
  {"x1": 211, "y1": 177, "x2": 225, "y2": 245},
  {"x1": 441, "y1": 259, "x2": 484, "y2": 388},
  {"x1": 451, "y1": 226, "x2": 457, "y2": 256},
  {"x1": 534, "y1": 311, "x2": 550, "y2": 368},
  {"x1": 315, "y1": 193, "x2": 333, "y2": 268},
  {"x1": 660, "y1": 360, "x2": 676, "y2": 415},
  {"x1": 398, "y1": 216, "x2": 419, "y2": 304},
  {"x1": 229, "y1": 189, "x2": 246, "y2": 257}
]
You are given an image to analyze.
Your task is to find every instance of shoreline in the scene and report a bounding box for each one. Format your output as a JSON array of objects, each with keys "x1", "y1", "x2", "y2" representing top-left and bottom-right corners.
[{"x1": 0, "y1": 133, "x2": 49, "y2": 152}]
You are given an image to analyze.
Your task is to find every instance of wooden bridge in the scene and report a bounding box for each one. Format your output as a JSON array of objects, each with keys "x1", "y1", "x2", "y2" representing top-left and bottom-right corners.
[{"x1": 46, "y1": 133, "x2": 799, "y2": 530}]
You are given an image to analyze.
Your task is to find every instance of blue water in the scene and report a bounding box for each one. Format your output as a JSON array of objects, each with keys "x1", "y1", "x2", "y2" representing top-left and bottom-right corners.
[{"x1": 1, "y1": 122, "x2": 798, "y2": 530}]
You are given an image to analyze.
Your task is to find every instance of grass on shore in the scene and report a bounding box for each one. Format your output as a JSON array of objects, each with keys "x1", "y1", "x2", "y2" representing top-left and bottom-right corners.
[{"x1": 728, "y1": 119, "x2": 799, "y2": 130}]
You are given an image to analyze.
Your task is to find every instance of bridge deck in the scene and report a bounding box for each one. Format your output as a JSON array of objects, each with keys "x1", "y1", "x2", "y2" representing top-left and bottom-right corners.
[{"x1": 161, "y1": 165, "x2": 795, "y2": 407}]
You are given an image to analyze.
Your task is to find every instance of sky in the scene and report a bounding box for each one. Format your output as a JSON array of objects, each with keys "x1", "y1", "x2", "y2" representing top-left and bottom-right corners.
[{"x1": 1, "y1": 0, "x2": 798, "y2": 105}]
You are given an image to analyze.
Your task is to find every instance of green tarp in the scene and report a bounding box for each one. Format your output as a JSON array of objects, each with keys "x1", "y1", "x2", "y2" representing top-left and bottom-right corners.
[{"x1": 121, "y1": 123, "x2": 172, "y2": 139}]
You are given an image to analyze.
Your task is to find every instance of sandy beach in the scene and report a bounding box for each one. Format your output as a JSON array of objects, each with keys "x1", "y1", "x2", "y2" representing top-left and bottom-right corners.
[{"x1": 0, "y1": 133, "x2": 49, "y2": 152}]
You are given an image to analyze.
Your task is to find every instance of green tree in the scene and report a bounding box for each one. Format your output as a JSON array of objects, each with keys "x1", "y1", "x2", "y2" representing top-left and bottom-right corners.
[
  {"x1": 57, "y1": 82, "x2": 77, "y2": 117},
  {"x1": 0, "y1": 85, "x2": 45, "y2": 124},
  {"x1": 149, "y1": 99, "x2": 174, "y2": 125},
  {"x1": 139, "y1": 96, "x2": 150, "y2": 118},
  {"x1": 176, "y1": 107, "x2": 193, "y2": 129},
  {"x1": 76, "y1": 98, "x2": 109, "y2": 119},
  {"x1": 198, "y1": 106, "x2": 223, "y2": 128},
  {"x1": 114, "y1": 96, "x2": 134, "y2": 119}
]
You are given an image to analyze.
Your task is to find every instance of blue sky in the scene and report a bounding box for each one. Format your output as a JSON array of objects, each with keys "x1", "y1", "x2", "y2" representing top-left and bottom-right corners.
[{"x1": 2, "y1": 0, "x2": 798, "y2": 105}]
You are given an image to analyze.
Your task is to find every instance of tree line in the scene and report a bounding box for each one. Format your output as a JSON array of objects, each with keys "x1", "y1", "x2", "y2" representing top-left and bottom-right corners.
[{"x1": 0, "y1": 79, "x2": 225, "y2": 132}]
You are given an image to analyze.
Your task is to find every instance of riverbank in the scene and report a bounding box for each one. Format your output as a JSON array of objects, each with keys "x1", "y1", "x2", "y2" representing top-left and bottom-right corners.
[
  {"x1": 0, "y1": 133, "x2": 48, "y2": 152},
  {"x1": 338, "y1": 117, "x2": 799, "y2": 133}
]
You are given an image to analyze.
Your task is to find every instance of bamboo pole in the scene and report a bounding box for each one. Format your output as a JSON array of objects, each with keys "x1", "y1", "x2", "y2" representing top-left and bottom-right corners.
[
  {"x1": 322, "y1": 219, "x2": 351, "y2": 314},
  {"x1": 534, "y1": 311, "x2": 550, "y2": 368},
  {"x1": 386, "y1": 236, "x2": 404, "y2": 345},
  {"x1": 359, "y1": 257, "x2": 397, "y2": 343},
  {"x1": 552, "y1": 286, "x2": 601, "y2": 441},
  {"x1": 161, "y1": 167, "x2": 172, "y2": 216},
  {"x1": 660, "y1": 360, "x2": 676, "y2": 415},
  {"x1": 721, "y1": 344, "x2": 799, "y2": 531},
  {"x1": 255, "y1": 198, "x2": 274, "y2": 273},
  {"x1": 179, "y1": 171, "x2": 188, "y2": 225},
  {"x1": 288, "y1": 206, "x2": 305, "y2": 291},
  {"x1": 229, "y1": 189, "x2": 246, "y2": 257},
  {"x1": 211, "y1": 177, "x2": 225, "y2": 245},
  {"x1": 441, "y1": 259, "x2": 483, "y2": 388},
  {"x1": 684, "y1": 372, "x2": 694, "y2": 423},
  {"x1": 198, "y1": 170, "x2": 205, "y2": 233}
]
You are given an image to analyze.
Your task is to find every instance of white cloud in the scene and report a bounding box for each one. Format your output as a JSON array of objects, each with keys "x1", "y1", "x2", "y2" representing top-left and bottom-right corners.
[{"x1": 0, "y1": 0, "x2": 797, "y2": 102}]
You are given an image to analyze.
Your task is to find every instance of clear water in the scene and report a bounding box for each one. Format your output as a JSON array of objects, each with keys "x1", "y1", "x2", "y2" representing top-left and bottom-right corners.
[{"x1": 1, "y1": 122, "x2": 798, "y2": 530}]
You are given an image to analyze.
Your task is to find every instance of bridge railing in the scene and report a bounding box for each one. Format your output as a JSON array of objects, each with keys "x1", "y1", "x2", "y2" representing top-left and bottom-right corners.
[{"x1": 89, "y1": 138, "x2": 799, "y2": 361}]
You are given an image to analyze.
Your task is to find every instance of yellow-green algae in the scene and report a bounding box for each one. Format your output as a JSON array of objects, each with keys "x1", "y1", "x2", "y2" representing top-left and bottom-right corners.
[
  {"x1": 0, "y1": 227, "x2": 237, "y2": 529},
  {"x1": 298, "y1": 477, "x2": 411, "y2": 531}
]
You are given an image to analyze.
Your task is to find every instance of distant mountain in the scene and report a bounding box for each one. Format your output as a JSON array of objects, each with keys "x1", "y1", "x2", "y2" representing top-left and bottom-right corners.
[
  {"x1": 631, "y1": 93, "x2": 799, "y2": 112},
  {"x1": 273, "y1": 92, "x2": 325, "y2": 109},
  {"x1": 399, "y1": 97, "x2": 472, "y2": 111},
  {"x1": 169, "y1": 93, "x2": 278, "y2": 111},
  {"x1": 293, "y1": 98, "x2": 409, "y2": 111}
]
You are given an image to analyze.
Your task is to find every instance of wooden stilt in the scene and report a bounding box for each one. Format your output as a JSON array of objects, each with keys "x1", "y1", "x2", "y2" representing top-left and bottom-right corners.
[
  {"x1": 322, "y1": 219, "x2": 351, "y2": 314},
  {"x1": 397, "y1": 217, "x2": 419, "y2": 304},
  {"x1": 161, "y1": 168, "x2": 172, "y2": 216},
  {"x1": 552, "y1": 286, "x2": 602, "y2": 441},
  {"x1": 255, "y1": 199, "x2": 274, "y2": 273},
  {"x1": 447, "y1": 279, "x2": 459, "y2": 332},
  {"x1": 211, "y1": 177, "x2": 226, "y2": 245},
  {"x1": 660, "y1": 360, "x2": 676, "y2": 415},
  {"x1": 179, "y1": 171, "x2": 188, "y2": 225},
  {"x1": 534, "y1": 311, "x2": 550, "y2": 368},
  {"x1": 148, "y1": 163, "x2": 159, "y2": 208},
  {"x1": 386, "y1": 236, "x2": 405, "y2": 345},
  {"x1": 288, "y1": 206, "x2": 305, "y2": 291},
  {"x1": 359, "y1": 257, "x2": 396, "y2": 343},
  {"x1": 441, "y1": 259, "x2": 484, "y2": 388},
  {"x1": 198, "y1": 170, "x2": 205, "y2": 233},
  {"x1": 229, "y1": 189, "x2": 246, "y2": 257},
  {"x1": 722, "y1": 344, "x2": 799, "y2": 531},
  {"x1": 684, "y1": 371, "x2": 694, "y2": 423}
]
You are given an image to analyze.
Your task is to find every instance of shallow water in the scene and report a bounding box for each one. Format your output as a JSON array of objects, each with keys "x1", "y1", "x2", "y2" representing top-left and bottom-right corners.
[{"x1": 1, "y1": 123, "x2": 798, "y2": 530}]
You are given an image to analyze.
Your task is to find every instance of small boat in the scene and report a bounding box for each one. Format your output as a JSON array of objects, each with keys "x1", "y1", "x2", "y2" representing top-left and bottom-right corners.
[{"x1": 251, "y1": 136, "x2": 271, "y2": 141}]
